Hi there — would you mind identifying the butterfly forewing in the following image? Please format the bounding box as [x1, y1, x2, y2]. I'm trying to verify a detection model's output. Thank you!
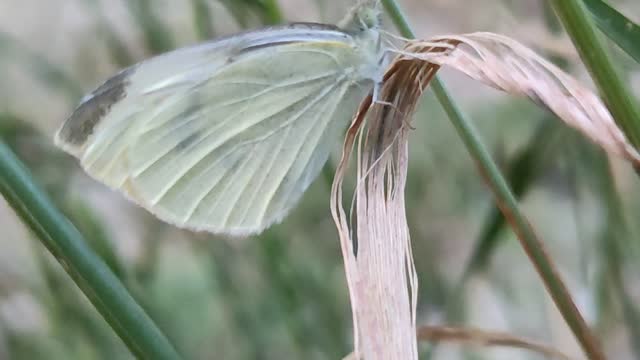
[55, 24, 380, 235]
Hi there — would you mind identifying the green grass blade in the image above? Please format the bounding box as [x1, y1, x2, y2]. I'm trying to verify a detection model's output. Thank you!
[126, 0, 175, 55]
[430, 79, 605, 360]
[260, 0, 284, 25]
[220, 0, 284, 27]
[206, 240, 265, 360]
[64, 199, 128, 280]
[258, 229, 349, 358]
[219, 1, 250, 28]
[190, 0, 215, 41]
[0, 33, 83, 102]
[1, 113, 127, 281]
[77, 0, 135, 67]
[587, 150, 640, 358]
[549, 0, 640, 150]
[100, 24, 136, 68]
[258, 231, 315, 358]
[381, 1, 606, 359]
[463, 119, 562, 277]
[584, 0, 640, 63]
[0, 140, 182, 360]
[32, 247, 128, 358]
[0, 113, 37, 139]
[460, 0, 571, 284]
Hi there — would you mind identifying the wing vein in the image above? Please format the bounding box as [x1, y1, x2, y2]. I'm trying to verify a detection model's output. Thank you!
[207, 76, 346, 225]
[223, 126, 292, 227]
[246, 76, 348, 225]
[275, 82, 351, 203]
[131, 72, 340, 177]
[180, 146, 247, 223]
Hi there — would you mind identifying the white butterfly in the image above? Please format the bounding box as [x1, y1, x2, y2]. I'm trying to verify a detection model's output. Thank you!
[55, 4, 386, 236]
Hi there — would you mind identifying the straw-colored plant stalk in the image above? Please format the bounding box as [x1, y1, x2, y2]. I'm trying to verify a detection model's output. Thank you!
[332, 30, 637, 359]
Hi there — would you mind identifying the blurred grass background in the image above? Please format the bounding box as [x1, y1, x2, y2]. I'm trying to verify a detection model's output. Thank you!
[0, 0, 639, 359]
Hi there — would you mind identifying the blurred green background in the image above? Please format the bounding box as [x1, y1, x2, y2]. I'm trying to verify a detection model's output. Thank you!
[0, 0, 639, 359]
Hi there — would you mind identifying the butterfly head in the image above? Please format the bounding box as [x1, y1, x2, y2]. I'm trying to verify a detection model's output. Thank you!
[339, 0, 382, 34]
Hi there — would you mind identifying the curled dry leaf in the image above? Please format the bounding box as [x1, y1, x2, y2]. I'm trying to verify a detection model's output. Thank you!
[402, 32, 640, 165]
[331, 30, 627, 359]
[330, 54, 440, 359]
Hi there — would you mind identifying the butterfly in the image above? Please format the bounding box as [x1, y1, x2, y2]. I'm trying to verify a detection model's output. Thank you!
[55, 3, 387, 236]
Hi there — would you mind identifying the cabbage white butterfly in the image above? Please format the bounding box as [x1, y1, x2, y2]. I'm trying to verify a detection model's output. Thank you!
[55, 3, 386, 235]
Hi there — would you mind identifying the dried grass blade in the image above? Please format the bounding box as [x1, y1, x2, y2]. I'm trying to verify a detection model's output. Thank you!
[404, 32, 640, 165]
[417, 325, 573, 360]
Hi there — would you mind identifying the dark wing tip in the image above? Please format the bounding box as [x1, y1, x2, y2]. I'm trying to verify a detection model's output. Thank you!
[56, 67, 135, 147]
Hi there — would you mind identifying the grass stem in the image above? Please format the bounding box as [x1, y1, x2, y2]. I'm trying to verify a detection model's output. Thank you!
[381, 1, 606, 359]
[0, 140, 182, 360]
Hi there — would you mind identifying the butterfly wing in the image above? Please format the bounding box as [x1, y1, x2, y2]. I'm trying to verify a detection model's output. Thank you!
[55, 24, 377, 235]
